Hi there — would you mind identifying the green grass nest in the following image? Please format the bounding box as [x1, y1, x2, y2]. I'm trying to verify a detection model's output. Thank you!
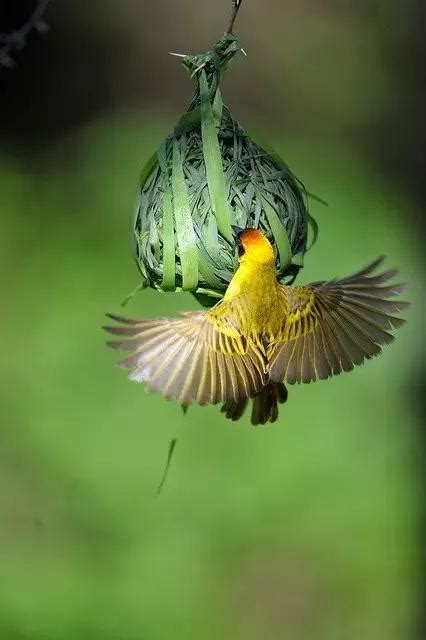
[132, 34, 317, 303]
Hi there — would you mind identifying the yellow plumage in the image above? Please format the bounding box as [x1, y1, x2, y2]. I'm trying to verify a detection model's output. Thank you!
[105, 229, 408, 425]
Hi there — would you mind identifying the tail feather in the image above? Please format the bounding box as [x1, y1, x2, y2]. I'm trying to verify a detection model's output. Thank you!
[221, 398, 249, 422]
[221, 382, 288, 426]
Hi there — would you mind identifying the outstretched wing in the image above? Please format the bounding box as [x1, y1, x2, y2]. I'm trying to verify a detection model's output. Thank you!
[268, 257, 409, 384]
[104, 305, 267, 406]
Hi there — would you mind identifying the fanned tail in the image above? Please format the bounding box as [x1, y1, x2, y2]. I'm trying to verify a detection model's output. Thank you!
[221, 382, 288, 426]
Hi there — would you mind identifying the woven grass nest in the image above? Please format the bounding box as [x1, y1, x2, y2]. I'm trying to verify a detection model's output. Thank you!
[132, 34, 317, 305]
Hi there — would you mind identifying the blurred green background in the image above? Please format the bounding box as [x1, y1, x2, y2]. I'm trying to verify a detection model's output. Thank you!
[0, 1, 424, 639]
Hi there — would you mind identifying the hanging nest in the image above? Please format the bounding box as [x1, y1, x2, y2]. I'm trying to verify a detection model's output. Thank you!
[132, 34, 317, 305]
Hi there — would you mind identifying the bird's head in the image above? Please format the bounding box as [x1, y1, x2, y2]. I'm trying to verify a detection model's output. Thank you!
[232, 226, 274, 265]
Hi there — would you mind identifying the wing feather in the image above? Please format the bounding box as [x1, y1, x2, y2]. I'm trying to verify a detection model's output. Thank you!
[269, 258, 408, 384]
[104, 306, 267, 406]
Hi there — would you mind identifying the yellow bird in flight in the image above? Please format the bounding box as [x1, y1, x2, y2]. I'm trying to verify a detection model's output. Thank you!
[105, 228, 408, 425]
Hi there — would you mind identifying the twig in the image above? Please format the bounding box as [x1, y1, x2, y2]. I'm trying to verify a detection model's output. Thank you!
[0, 0, 50, 68]
[226, 0, 244, 34]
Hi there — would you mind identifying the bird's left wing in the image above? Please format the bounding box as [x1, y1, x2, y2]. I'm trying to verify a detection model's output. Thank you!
[268, 257, 409, 384]
[104, 304, 266, 406]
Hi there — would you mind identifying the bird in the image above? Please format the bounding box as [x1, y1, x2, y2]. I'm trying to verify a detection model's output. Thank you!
[104, 227, 408, 425]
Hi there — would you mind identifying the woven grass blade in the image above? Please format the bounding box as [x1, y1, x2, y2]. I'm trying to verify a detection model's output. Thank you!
[262, 196, 292, 273]
[200, 69, 233, 243]
[171, 139, 199, 290]
[158, 143, 176, 290]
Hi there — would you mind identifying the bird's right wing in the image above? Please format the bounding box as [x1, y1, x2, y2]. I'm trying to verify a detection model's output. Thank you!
[104, 304, 267, 406]
[268, 257, 409, 384]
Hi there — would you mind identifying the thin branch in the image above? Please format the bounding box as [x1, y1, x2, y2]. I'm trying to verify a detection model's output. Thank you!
[0, 0, 50, 68]
[226, 0, 244, 34]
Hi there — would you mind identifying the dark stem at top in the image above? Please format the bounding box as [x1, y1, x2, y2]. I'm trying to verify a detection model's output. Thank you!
[226, 0, 244, 34]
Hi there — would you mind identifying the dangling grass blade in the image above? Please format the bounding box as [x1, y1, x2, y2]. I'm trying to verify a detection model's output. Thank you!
[305, 191, 328, 206]
[171, 139, 199, 290]
[306, 213, 319, 250]
[200, 69, 233, 243]
[121, 282, 146, 308]
[156, 438, 177, 496]
[158, 143, 176, 291]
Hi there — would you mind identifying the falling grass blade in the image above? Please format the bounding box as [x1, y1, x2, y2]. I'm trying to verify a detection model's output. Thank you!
[156, 438, 177, 496]
[200, 70, 233, 243]
[171, 138, 199, 290]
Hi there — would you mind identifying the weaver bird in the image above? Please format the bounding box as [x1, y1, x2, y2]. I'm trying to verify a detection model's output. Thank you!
[105, 228, 408, 425]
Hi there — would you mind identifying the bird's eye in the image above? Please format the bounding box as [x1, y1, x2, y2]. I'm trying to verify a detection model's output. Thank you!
[237, 243, 245, 257]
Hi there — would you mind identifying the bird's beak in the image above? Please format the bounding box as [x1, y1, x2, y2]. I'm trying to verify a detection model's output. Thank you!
[231, 225, 244, 238]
